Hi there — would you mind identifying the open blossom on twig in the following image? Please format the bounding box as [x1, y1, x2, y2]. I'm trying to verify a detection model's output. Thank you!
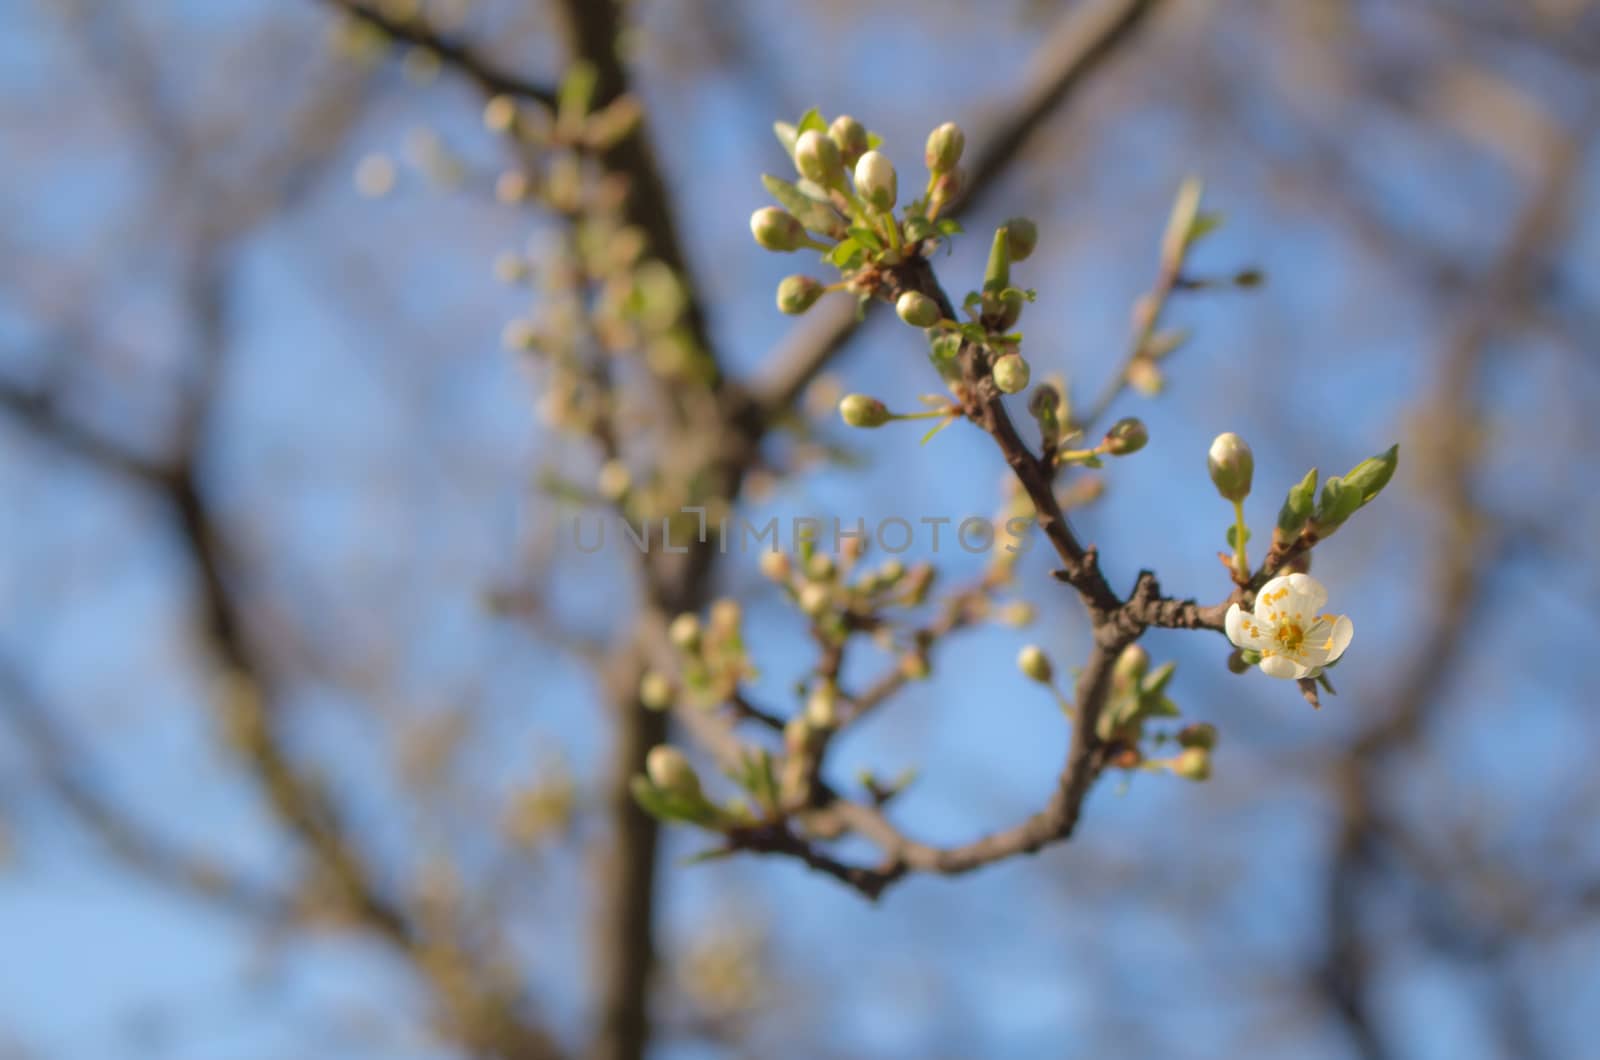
[1225, 573, 1353, 680]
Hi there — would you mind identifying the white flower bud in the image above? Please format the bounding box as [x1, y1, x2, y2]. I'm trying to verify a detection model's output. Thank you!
[853, 150, 897, 211]
[1207, 432, 1255, 502]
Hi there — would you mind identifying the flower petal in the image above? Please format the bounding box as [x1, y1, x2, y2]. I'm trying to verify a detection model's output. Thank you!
[1255, 575, 1295, 619]
[1259, 652, 1307, 679]
[1225, 603, 1273, 651]
[1324, 614, 1353, 664]
[1281, 572, 1327, 619]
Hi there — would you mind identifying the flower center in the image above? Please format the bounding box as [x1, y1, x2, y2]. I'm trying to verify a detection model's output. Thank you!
[1274, 620, 1305, 655]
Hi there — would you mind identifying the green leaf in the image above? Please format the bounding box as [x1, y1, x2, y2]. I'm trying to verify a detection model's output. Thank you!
[1188, 211, 1224, 244]
[797, 107, 827, 134]
[826, 237, 864, 270]
[847, 225, 884, 251]
[936, 218, 963, 236]
[1225, 525, 1252, 549]
[761, 174, 845, 237]
[773, 121, 799, 156]
[902, 216, 934, 242]
[865, 131, 883, 148]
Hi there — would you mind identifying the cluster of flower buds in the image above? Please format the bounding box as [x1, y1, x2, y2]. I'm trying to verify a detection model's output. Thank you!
[750, 111, 972, 318]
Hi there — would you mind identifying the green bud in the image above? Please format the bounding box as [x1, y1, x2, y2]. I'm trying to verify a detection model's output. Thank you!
[794, 129, 846, 188]
[839, 393, 891, 428]
[1207, 432, 1254, 503]
[751, 207, 807, 252]
[1029, 384, 1064, 447]
[983, 227, 1011, 293]
[668, 613, 702, 651]
[1102, 417, 1148, 456]
[895, 291, 940, 328]
[797, 582, 830, 616]
[924, 121, 965, 173]
[828, 114, 869, 166]
[777, 275, 825, 314]
[1002, 217, 1038, 262]
[1177, 722, 1218, 750]
[989, 288, 1024, 330]
[1113, 643, 1149, 689]
[1277, 467, 1319, 537]
[645, 745, 701, 799]
[853, 150, 897, 211]
[993, 353, 1030, 394]
[1171, 746, 1211, 781]
[1342, 444, 1399, 506]
[1017, 644, 1053, 684]
[1312, 475, 1365, 534]
[639, 671, 673, 710]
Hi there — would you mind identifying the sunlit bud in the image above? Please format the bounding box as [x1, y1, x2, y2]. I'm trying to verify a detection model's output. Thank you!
[1000, 601, 1036, 627]
[805, 552, 835, 581]
[1126, 357, 1163, 395]
[1102, 417, 1148, 456]
[924, 121, 965, 173]
[483, 95, 519, 132]
[777, 275, 825, 315]
[1172, 746, 1212, 781]
[805, 685, 838, 729]
[839, 393, 892, 428]
[853, 150, 897, 211]
[597, 460, 631, 500]
[797, 582, 830, 616]
[759, 551, 791, 583]
[709, 598, 742, 636]
[993, 353, 1030, 394]
[1177, 722, 1218, 750]
[1113, 643, 1149, 689]
[1017, 645, 1053, 684]
[895, 291, 940, 328]
[639, 671, 673, 711]
[646, 745, 702, 798]
[751, 207, 808, 252]
[829, 114, 870, 166]
[794, 129, 846, 188]
[899, 652, 931, 681]
[1207, 432, 1254, 502]
[1003, 217, 1038, 262]
[668, 613, 702, 651]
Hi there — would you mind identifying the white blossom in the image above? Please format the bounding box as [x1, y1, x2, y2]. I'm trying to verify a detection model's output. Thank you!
[1225, 573, 1353, 680]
